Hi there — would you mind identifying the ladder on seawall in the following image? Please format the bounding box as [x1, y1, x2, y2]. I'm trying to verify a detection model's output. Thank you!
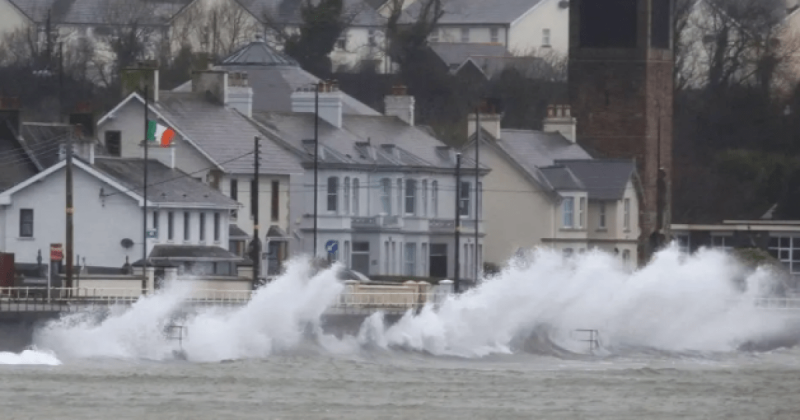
[575, 329, 601, 353]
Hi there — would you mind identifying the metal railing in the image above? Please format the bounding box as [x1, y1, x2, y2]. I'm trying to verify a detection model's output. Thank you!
[0, 287, 437, 313]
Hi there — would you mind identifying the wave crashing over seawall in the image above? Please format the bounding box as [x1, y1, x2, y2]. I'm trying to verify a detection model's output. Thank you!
[27, 245, 800, 362]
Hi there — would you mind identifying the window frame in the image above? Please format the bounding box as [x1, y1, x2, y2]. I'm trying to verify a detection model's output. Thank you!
[327, 176, 339, 212]
[19, 209, 33, 238]
[405, 179, 417, 215]
[562, 197, 575, 228]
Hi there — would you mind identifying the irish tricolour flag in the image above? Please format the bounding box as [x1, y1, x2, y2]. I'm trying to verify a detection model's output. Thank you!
[146, 120, 175, 148]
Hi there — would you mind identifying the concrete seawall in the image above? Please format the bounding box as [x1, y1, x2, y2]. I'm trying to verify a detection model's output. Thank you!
[0, 311, 407, 353]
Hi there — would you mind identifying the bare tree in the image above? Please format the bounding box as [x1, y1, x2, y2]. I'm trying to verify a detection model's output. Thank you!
[384, 0, 443, 71]
[675, 0, 799, 93]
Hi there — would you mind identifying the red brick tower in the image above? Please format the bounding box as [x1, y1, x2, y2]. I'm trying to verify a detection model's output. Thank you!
[568, 0, 674, 262]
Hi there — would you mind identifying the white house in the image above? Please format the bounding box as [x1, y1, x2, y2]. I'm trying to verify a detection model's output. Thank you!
[0, 152, 241, 276]
[95, 64, 304, 278]
[462, 105, 642, 269]
[248, 82, 489, 283]
[414, 0, 570, 56]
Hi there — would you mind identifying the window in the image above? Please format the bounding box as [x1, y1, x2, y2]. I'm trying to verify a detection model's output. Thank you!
[711, 235, 733, 250]
[167, 211, 174, 241]
[578, 197, 586, 228]
[391, 241, 397, 275]
[490, 27, 499, 43]
[19, 209, 33, 237]
[675, 233, 690, 253]
[562, 197, 574, 228]
[430, 28, 439, 42]
[271, 180, 279, 221]
[352, 242, 370, 275]
[432, 181, 438, 217]
[344, 177, 351, 215]
[405, 179, 417, 215]
[230, 179, 238, 201]
[622, 249, 631, 262]
[199, 213, 206, 241]
[599, 201, 607, 229]
[327, 177, 338, 212]
[459, 181, 471, 217]
[542, 28, 551, 46]
[421, 243, 428, 277]
[368, 29, 377, 47]
[344, 241, 350, 266]
[563, 248, 574, 257]
[623, 198, 631, 230]
[477, 181, 483, 219]
[153, 211, 160, 232]
[460, 28, 470, 42]
[105, 131, 121, 157]
[380, 178, 391, 214]
[213, 212, 221, 242]
[405, 243, 417, 276]
[767, 236, 800, 273]
[250, 179, 257, 216]
[184, 212, 190, 241]
[384, 241, 390, 274]
[336, 32, 347, 49]
[352, 178, 360, 216]
[422, 180, 428, 217]
[397, 179, 403, 216]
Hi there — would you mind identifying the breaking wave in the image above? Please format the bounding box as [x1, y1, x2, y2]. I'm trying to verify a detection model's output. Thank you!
[0, 348, 61, 365]
[28, 244, 800, 363]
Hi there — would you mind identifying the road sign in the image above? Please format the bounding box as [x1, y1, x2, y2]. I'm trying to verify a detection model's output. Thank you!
[50, 243, 63, 261]
[146, 229, 158, 239]
[325, 240, 339, 254]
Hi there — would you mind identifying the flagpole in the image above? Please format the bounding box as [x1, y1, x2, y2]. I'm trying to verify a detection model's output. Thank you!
[142, 85, 149, 295]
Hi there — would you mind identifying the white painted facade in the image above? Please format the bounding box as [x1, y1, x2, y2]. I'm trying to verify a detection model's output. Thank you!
[464, 140, 640, 271]
[298, 167, 485, 280]
[0, 159, 231, 268]
[428, 0, 570, 56]
[96, 91, 298, 265]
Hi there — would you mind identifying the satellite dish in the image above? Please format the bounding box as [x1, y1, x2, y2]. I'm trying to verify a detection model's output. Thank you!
[121, 238, 134, 249]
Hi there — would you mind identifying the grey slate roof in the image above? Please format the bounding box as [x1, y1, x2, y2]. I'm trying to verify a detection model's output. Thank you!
[8, 0, 189, 25]
[252, 112, 484, 170]
[222, 37, 300, 67]
[229, 224, 250, 239]
[430, 42, 511, 68]
[20, 123, 73, 170]
[238, 0, 386, 26]
[497, 129, 591, 171]
[175, 39, 380, 116]
[153, 91, 303, 175]
[92, 157, 239, 208]
[556, 159, 637, 201]
[407, 0, 543, 24]
[0, 121, 38, 192]
[539, 165, 584, 191]
[148, 245, 243, 261]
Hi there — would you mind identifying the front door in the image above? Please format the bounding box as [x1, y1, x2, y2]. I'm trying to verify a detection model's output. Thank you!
[429, 244, 448, 278]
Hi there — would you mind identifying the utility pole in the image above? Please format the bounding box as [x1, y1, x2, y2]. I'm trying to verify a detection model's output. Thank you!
[454, 153, 462, 294]
[65, 122, 74, 291]
[142, 85, 149, 294]
[250, 136, 262, 289]
[313, 82, 320, 257]
[58, 41, 63, 122]
[474, 107, 480, 282]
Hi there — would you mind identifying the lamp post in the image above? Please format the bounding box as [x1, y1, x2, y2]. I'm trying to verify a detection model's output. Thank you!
[312, 81, 322, 257]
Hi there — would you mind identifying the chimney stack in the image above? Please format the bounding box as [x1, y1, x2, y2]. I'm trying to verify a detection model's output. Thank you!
[543, 104, 576, 143]
[227, 71, 253, 118]
[384, 85, 415, 126]
[467, 102, 502, 140]
[291, 80, 343, 128]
